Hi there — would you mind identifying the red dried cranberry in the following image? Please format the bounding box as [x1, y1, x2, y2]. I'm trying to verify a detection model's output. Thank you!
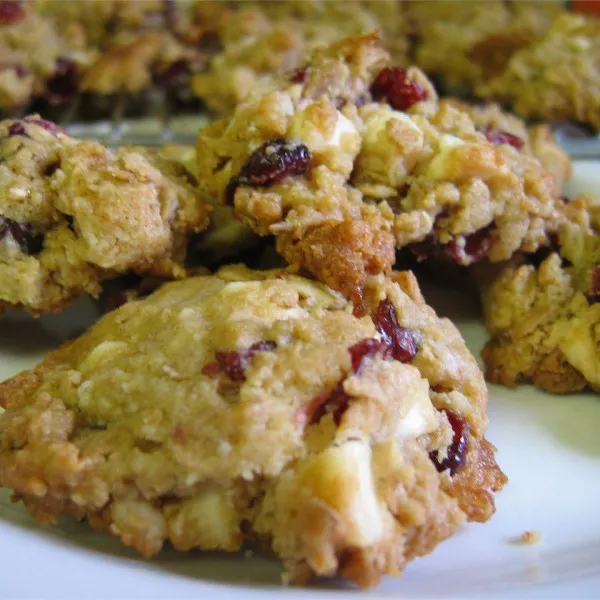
[304, 383, 351, 426]
[370, 67, 428, 111]
[289, 67, 306, 84]
[225, 139, 311, 204]
[482, 126, 524, 150]
[46, 58, 79, 105]
[429, 409, 470, 475]
[446, 225, 494, 265]
[588, 267, 600, 304]
[202, 340, 277, 382]
[7, 122, 29, 138]
[0, 63, 28, 78]
[375, 299, 420, 363]
[23, 117, 65, 135]
[0, 1, 24, 25]
[349, 338, 385, 374]
[153, 59, 190, 87]
[0, 218, 44, 255]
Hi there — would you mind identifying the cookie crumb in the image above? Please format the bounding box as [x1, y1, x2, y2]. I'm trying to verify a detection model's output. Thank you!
[511, 530, 541, 546]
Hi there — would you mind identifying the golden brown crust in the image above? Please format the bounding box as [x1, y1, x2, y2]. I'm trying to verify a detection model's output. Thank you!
[278, 220, 396, 310]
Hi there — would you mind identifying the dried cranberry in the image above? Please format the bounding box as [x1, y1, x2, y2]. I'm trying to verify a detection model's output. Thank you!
[153, 59, 190, 87]
[446, 225, 494, 265]
[289, 67, 306, 84]
[225, 139, 311, 204]
[349, 338, 385, 374]
[375, 299, 420, 363]
[304, 383, 351, 427]
[0, 63, 28, 78]
[370, 67, 428, 111]
[0, 1, 25, 25]
[45, 58, 79, 105]
[588, 267, 600, 304]
[0, 218, 44, 255]
[202, 340, 277, 382]
[482, 126, 524, 150]
[23, 117, 65, 136]
[429, 409, 470, 475]
[14, 64, 28, 78]
[7, 122, 29, 138]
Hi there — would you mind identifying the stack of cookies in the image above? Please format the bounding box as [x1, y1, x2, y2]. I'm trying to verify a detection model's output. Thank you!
[1, 6, 599, 591]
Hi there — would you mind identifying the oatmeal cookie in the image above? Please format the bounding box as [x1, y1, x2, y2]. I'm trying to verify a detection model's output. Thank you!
[36, 0, 195, 48]
[197, 33, 566, 307]
[0, 265, 505, 587]
[0, 116, 209, 315]
[80, 31, 202, 96]
[0, 1, 95, 111]
[191, 1, 406, 114]
[480, 12, 600, 129]
[407, 0, 560, 93]
[481, 195, 600, 393]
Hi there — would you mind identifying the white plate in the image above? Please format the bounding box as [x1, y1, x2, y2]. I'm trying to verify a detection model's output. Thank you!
[1, 162, 599, 600]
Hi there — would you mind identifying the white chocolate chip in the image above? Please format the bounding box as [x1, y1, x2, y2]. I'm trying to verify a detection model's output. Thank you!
[362, 109, 421, 147]
[427, 134, 466, 180]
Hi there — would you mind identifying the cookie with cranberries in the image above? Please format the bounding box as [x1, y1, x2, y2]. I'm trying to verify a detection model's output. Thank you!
[0, 115, 209, 315]
[197, 33, 567, 307]
[0, 265, 505, 588]
[481, 196, 600, 393]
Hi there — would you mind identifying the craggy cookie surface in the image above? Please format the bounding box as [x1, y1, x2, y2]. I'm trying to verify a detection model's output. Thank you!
[482, 196, 600, 393]
[197, 33, 569, 307]
[0, 116, 209, 314]
[191, 0, 407, 114]
[480, 13, 600, 129]
[0, 265, 505, 587]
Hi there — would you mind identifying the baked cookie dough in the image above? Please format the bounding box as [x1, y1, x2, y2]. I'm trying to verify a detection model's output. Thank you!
[0, 116, 209, 314]
[481, 195, 600, 393]
[197, 33, 567, 307]
[191, 1, 407, 114]
[0, 265, 506, 587]
[407, 0, 561, 93]
[480, 12, 600, 129]
[0, 1, 95, 111]
[449, 100, 572, 197]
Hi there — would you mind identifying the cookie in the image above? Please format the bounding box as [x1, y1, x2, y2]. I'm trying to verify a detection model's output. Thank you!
[191, 1, 407, 114]
[481, 195, 600, 393]
[81, 31, 202, 96]
[407, 0, 561, 93]
[0, 265, 506, 587]
[0, 116, 209, 314]
[480, 12, 600, 129]
[196, 32, 566, 308]
[0, 1, 95, 111]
